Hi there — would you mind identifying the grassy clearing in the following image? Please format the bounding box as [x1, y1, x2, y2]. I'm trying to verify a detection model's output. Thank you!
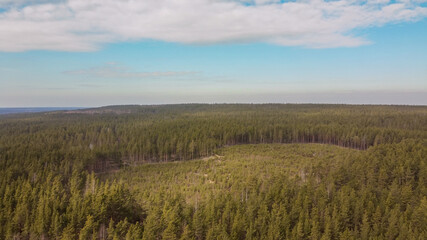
[105, 143, 360, 206]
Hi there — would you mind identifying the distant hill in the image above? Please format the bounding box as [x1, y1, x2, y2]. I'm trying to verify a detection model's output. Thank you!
[0, 107, 84, 115]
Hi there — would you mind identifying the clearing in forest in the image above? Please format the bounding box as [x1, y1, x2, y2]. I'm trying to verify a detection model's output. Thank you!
[105, 143, 360, 206]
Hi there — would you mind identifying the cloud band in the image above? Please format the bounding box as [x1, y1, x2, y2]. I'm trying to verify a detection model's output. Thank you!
[0, 0, 426, 51]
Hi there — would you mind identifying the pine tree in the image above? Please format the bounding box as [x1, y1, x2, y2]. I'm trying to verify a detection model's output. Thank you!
[310, 221, 320, 240]
[321, 215, 332, 240]
[163, 222, 178, 240]
[79, 215, 97, 240]
[61, 225, 76, 240]
[143, 207, 163, 240]
[385, 207, 400, 240]
[107, 218, 115, 240]
[372, 206, 382, 237]
[360, 212, 370, 240]
[193, 208, 205, 240]
[179, 224, 194, 240]
[125, 223, 143, 240]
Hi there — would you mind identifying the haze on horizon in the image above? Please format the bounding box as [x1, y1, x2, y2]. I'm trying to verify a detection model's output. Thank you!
[0, 0, 426, 107]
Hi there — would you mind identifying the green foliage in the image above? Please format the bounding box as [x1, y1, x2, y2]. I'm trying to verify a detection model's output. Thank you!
[0, 104, 426, 239]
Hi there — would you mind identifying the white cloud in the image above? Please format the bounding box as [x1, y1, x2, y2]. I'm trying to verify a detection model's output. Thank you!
[0, 0, 426, 51]
[0, 0, 61, 6]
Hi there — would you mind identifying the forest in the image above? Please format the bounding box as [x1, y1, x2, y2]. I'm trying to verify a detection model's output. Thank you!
[0, 104, 426, 239]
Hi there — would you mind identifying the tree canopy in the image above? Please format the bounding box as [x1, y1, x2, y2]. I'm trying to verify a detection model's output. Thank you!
[0, 104, 426, 239]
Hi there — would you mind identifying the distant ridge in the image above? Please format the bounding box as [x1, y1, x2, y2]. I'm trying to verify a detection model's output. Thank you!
[0, 107, 84, 115]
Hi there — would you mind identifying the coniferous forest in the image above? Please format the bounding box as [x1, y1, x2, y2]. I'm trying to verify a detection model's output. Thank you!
[0, 104, 426, 239]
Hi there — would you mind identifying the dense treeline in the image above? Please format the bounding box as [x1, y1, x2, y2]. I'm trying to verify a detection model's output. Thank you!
[1, 104, 426, 166]
[0, 104, 426, 239]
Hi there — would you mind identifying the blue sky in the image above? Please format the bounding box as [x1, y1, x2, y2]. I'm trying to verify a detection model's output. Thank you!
[0, 0, 426, 107]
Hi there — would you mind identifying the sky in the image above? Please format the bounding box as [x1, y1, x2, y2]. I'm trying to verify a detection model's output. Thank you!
[0, 0, 426, 107]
